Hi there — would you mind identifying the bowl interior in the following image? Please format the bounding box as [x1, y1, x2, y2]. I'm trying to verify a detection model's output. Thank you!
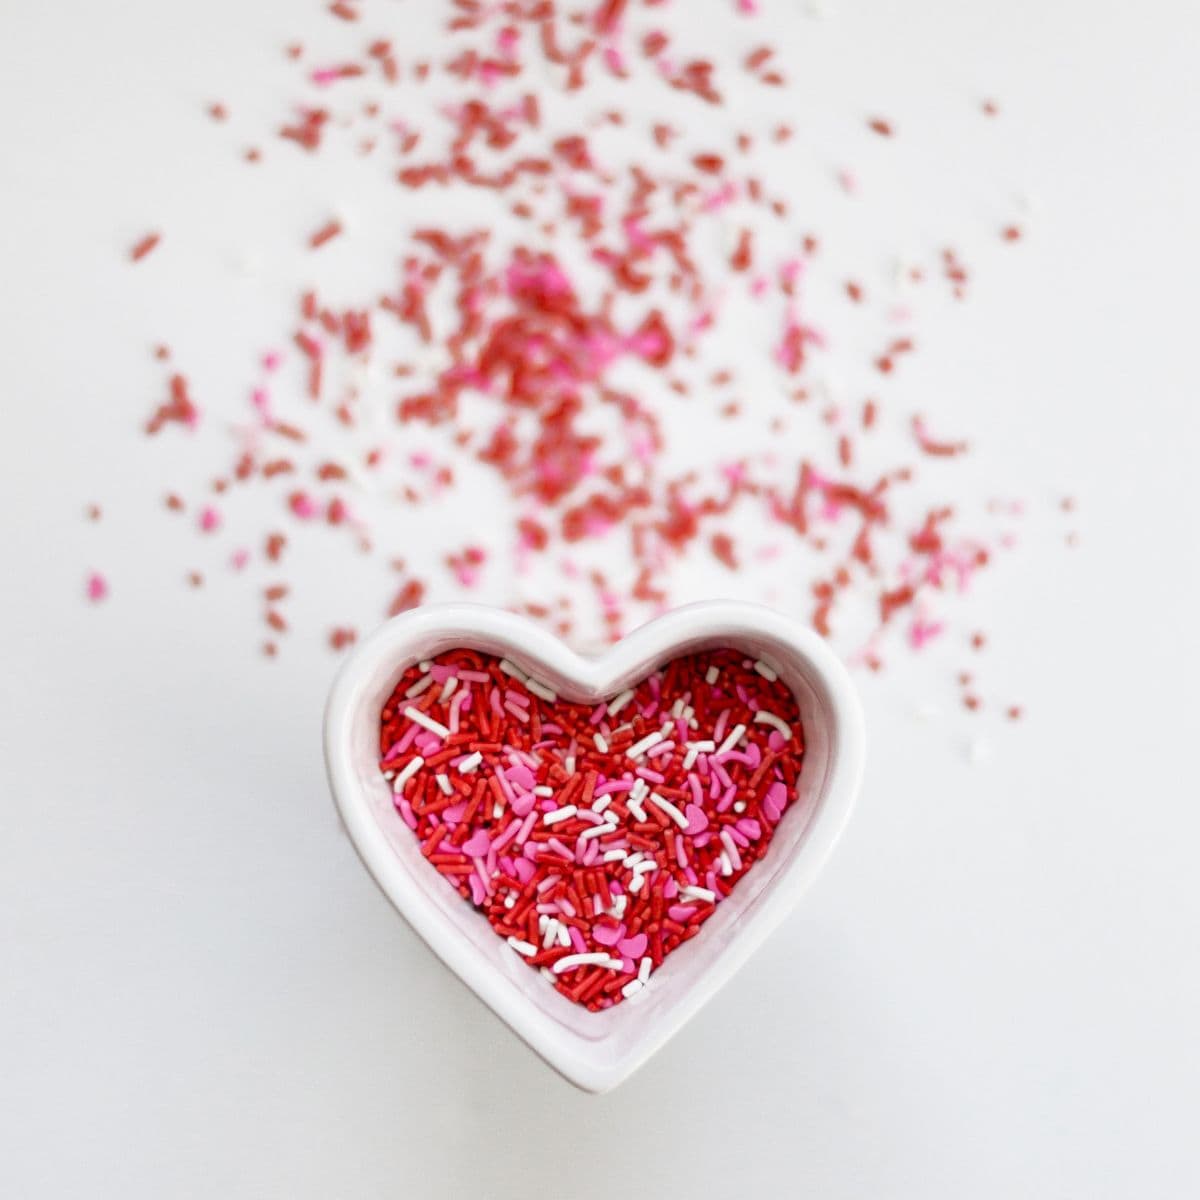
[336, 615, 844, 1077]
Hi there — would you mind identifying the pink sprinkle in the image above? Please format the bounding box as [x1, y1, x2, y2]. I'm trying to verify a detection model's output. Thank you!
[683, 803, 709, 836]
[618, 932, 648, 959]
[462, 829, 491, 857]
[198, 506, 221, 533]
[85, 571, 109, 603]
[594, 922, 625, 947]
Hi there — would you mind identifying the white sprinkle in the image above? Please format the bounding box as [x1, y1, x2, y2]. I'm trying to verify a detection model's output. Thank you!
[630, 778, 649, 802]
[670, 699, 685, 719]
[392, 756, 424, 792]
[627, 796, 647, 822]
[753, 710, 792, 739]
[648, 792, 689, 829]
[705, 666, 720, 685]
[504, 895, 516, 909]
[405, 674, 435, 698]
[631, 859, 657, 876]
[438, 676, 459, 704]
[687, 739, 716, 752]
[418, 659, 432, 671]
[627, 875, 644, 894]
[754, 659, 779, 682]
[638, 956, 652, 983]
[492, 803, 503, 820]
[540, 967, 556, 981]
[435, 773, 453, 796]
[621, 979, 644, 999]
[552, 953, 624, 975]
[542, 920, 559, 949]
[720, 829, 742, 870]
[733, 801, 746, 814]
[578, 822, 614, 841]
[557, 924, 571, 948]
[607, 688, 636, 716]
[592, 795, 612, 815]
[498, 658, 527, 681]
[526, 678, 557, 703]
[564, 754, 576, 775]
[533, 785, 554, 797]
[457, 752, 482, 774]
[602, 849, 627, 863]
[507, 937, 537, 957]
[543, 805, 578, 826]
[715, 723, 746, 757]
[404, 706, 451, 739]
[683, 749, 699, 771]
[627, 730, 665, 760]
[719, 851, 733, 876]
[682, 885, 717, 903]
[594, 733, 609, 754]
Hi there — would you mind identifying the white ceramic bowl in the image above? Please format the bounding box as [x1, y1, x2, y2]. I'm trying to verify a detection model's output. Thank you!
[323, 600, 865, 1092]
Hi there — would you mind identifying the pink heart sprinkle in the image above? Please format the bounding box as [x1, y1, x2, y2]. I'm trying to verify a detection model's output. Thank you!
[462, 830, 491, 857]
[683, 803, 709, 836]
[593, 922, 626, 946]
[618, 933, 648, 959]
[512, 858, 535, 883]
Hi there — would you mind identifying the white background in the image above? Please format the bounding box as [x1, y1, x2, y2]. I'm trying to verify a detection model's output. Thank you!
[3, 1, 1199, 1196]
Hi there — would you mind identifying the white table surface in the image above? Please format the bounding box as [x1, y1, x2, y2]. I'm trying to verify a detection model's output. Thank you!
[2, 1, 1198, 1196]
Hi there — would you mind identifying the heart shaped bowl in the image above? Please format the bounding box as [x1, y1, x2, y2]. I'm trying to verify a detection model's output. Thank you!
[323, 600, 865, 1092]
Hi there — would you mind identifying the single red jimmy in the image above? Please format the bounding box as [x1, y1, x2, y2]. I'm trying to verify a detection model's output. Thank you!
[380, 647, 804, 1010]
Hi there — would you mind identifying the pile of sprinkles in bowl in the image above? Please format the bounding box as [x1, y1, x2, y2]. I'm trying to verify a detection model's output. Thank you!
[380, 646, 804, 1009]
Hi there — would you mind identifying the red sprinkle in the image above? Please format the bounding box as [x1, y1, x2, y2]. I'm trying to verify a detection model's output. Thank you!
[129, 233, 161, 262]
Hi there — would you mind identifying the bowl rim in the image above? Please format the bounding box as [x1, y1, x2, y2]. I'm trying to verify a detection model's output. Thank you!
[323, 600, 865, 1092]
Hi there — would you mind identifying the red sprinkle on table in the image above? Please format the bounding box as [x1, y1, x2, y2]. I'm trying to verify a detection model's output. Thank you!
[129, 232, 161, 262]
[380, 647, 804, 1010]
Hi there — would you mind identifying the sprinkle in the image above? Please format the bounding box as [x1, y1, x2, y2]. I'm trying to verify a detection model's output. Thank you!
[309, 218, 343, 249]
[607, 688, 636, 716]
[392, 756, 424, 792]
[621, 979, 644, 998]
[435, 773, 453, 795]
[705, 666, 720, 685]
[753, 710, 792, 739]
[648, 791, 689, 829]
[552, 953, 624, 974]
[130, 232, 161, 262]
[626, 730, 665, 760]
[457, 751, 483, 774]
[681, 885, 717, 903]
[85, 572, 109, 603]
[507, 937, 538, 956]
[715, 723, 746, 757]
[543, 805, 578, 825]
[405, 674, 435, 698]
[593, 732, 609, 753]
[404, 706, 451, 739]
[498, 658, 527, 681]
[526, 678, 557, 702]
[753, 659, 779, 681]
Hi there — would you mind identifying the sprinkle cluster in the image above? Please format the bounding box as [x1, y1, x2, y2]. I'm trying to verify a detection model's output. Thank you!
[380, 647, 804, 1010]
[101, 0, 1057, 713]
